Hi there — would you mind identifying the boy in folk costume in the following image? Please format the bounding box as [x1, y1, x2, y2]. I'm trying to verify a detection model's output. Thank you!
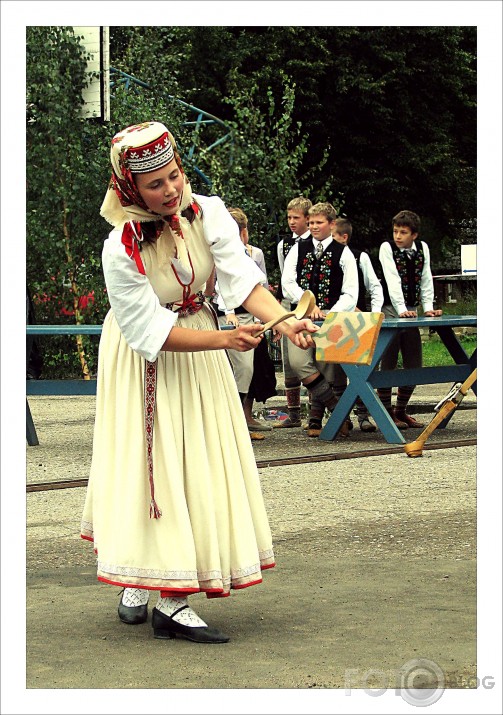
[378, 209, 442, 428]
[282, 202, 358, 438]
[274, 197, 313, 428]
[332, 218, 384, 432]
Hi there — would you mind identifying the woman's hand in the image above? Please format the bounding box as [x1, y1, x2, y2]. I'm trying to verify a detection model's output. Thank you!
[225, 323, 263, 352]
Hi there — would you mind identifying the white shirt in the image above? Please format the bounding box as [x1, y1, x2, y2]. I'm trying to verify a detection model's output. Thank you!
[102, 194, 266, 362]
[379, 240, 434, 314]
[357, 251, 384, 312]
[216, 244, 269, 314]
[277, 230, 311, 275]
[281, 236, 358, 312]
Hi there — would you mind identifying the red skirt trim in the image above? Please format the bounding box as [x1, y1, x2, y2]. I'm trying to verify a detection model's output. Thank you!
[233, 578, 263, 590]
[82, 536, 275, 594]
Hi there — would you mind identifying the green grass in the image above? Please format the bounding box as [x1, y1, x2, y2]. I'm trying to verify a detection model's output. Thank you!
[397, 332, 477, 368]
[397, 293, 477, 368]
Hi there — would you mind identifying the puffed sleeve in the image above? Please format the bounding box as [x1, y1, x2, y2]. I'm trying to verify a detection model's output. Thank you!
[102, 231, 178, 362]
[198, 195, 266, 309]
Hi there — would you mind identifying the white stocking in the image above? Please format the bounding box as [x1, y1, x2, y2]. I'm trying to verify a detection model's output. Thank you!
[121, 588, 150, 607]
[155, 596, 208, 627]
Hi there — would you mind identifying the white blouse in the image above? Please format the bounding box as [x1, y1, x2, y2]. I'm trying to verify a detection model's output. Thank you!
[101, 194, 266, 361]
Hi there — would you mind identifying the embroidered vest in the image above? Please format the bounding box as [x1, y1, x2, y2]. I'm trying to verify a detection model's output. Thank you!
[296, 240, 344, 310]
[348, 247, 368, 311]
[381, 239, 425, 307]
[275, 233, 312, 301]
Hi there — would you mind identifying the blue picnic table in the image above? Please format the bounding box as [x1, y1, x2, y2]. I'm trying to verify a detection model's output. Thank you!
[319, 315, 477, 444]
[26, 325, 102, 445]
[26, 316, 476, 447]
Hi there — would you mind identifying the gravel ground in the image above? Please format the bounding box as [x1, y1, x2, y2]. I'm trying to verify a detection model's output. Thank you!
[18, 386, 485, 711]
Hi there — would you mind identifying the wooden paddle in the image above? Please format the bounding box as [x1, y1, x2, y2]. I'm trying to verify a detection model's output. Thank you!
[253, 290, 316, 337]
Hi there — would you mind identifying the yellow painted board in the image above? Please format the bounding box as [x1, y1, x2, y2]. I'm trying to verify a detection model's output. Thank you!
[314, 311, 384, 364]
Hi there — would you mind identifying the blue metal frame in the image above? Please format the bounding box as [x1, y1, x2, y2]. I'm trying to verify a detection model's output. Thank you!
[109, 68, 233, 186]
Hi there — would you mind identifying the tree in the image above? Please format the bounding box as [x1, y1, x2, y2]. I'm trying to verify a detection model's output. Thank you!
[26, 27, 187, 378]
[113, 26, 476, 268]
[197, 70, 336, 285]
[27, 26, 106, 378]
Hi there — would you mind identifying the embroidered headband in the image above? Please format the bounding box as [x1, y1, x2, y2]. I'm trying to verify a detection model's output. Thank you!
[124, 129, 174, 174]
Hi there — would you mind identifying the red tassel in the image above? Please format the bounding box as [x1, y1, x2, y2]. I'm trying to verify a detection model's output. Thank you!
[150, 499, 162, 519]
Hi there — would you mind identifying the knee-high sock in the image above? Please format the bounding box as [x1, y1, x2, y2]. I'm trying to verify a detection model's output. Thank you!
[308, 395, 325, 426]
[285, 381, 301, 418]
[329, 383, 346, 402]
[355, 397, 369, 417]
[305, 374, 338, 412]
[377, 388, 392, 411]
[396, 386, 415, 413]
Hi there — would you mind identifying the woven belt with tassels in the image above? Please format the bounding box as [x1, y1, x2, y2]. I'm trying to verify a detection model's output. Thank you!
[144, 290, 206, 518]
[166, 290, 205, 318]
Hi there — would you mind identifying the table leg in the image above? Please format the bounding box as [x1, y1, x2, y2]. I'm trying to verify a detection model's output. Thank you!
[319, 369, 406, 444]
[435, 327, 477, 395]
[319, 330, 406, 444]
[26, 398, 39, 446]
[434, 327, 477, 427]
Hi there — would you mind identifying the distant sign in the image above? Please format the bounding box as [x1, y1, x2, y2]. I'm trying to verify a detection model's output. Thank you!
[73, 26, 110, 121]
[461, 244, 477, 274]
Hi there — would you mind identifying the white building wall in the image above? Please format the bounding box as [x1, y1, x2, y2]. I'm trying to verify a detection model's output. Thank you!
[73, 26, 110, 120]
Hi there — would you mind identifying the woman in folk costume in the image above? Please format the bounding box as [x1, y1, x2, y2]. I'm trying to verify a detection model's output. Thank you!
[80, 121, 317, 644]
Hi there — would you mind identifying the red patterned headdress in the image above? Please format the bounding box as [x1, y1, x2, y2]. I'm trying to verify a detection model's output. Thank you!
[100, 121, 194, 271]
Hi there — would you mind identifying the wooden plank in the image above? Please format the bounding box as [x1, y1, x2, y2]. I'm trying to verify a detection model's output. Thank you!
[369, 364, 474, 388]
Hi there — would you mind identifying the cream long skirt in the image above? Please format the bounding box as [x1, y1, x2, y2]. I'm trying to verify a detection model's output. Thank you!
[81, 305, 275, 595]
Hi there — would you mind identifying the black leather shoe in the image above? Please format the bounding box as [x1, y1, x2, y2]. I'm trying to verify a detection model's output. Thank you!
[118, 598, 148, 625]
[152, 607, 230, 643]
